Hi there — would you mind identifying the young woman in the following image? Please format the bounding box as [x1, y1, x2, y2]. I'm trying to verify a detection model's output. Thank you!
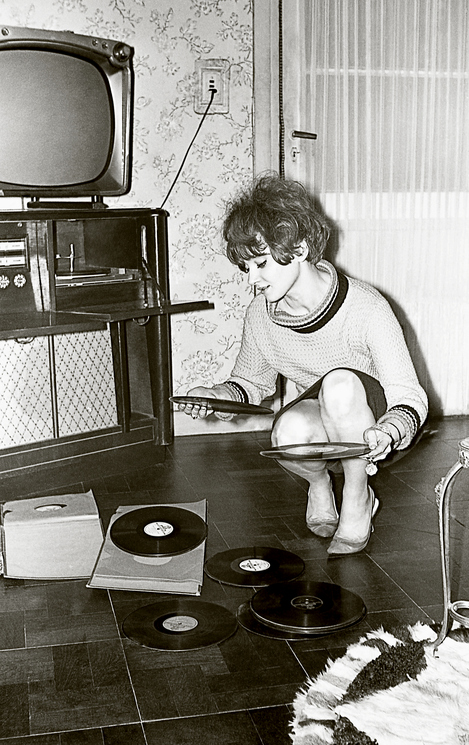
[178, 175, 428, 555]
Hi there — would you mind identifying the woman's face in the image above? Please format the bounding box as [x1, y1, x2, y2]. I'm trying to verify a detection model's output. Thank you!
[243, 248, 303, 303]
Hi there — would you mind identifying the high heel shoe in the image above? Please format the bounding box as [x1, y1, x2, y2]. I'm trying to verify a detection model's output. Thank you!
[306, 481, 339, 538]
[306, 515, 339, 538]
[327, 488, 379, 556]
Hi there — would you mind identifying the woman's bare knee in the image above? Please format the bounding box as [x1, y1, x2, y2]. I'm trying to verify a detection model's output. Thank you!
[318, 369, 368, 420]
[272, 400, 324, 446]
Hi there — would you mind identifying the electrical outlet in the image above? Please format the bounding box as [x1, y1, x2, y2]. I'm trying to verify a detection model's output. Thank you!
[194, 58, 229, 114]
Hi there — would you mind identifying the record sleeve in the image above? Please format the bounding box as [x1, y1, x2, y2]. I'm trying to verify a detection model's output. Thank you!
[87, 500, 207, 595]
[1, 490, 103, 580]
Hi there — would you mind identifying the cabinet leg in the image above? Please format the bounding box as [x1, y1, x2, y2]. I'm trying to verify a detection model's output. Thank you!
[109, 321, 131, 433]
[47, 335, 60, 439]
[145, 314, 173, 445]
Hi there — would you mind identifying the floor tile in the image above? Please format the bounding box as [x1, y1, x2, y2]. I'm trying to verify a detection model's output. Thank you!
[248, 706, 293, 745]
[0, 735, 60, 745]
[144, 710, 263, 745]
[0, 640, 139, 736]
[60, 729, 105, 744]
[102, 723, 148, 744]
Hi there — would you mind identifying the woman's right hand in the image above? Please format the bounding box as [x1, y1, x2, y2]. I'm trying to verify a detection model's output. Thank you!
[175, 386, 217, 419]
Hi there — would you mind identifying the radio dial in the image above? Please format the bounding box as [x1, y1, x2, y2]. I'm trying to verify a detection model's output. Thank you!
[0, 274, 10, 289]
[13, 274, 27, 288]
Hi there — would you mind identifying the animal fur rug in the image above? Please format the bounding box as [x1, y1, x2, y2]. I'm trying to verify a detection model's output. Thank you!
[290, 622, 469, 745]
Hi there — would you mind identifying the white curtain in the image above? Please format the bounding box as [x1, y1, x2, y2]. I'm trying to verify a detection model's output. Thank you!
[282, 0, 469, 415]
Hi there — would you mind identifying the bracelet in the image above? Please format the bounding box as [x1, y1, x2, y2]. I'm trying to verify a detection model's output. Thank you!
[373, 422, 402, 447]
[386, 405, 421, 446]
[223, 380, 249, 403]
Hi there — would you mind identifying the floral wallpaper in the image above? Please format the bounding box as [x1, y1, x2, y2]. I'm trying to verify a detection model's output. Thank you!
[0, 0, 261, 437]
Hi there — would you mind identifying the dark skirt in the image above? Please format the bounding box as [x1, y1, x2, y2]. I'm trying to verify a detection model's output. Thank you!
[274, 368, 387, 424]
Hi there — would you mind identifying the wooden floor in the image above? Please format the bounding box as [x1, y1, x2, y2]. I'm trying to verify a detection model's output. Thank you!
[0, 415, 468, 745]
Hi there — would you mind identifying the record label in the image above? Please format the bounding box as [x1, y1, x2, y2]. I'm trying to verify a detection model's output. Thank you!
[143, 521, 174, 537]
[291, 594, 324, 611]
[122, 598, 238, 650]
[239, 559, 271, 573]
[204, 546, 305, 587]
[110, 505, 207, 557]
[162, 615, 199, 632]
[250, 580, 366, 634]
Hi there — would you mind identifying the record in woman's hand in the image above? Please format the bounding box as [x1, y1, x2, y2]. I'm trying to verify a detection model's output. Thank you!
[170, 395, 273, 415]
[260, 442, 370, 460]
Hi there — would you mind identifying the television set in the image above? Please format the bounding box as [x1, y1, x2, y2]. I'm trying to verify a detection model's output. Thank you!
[0, 25, 134, 208]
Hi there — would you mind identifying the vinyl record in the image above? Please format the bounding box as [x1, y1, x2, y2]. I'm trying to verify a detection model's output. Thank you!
[170, 395, 274, 416]
[110, 505, 207, 557]
[250, 580, 366, 635]
[260, 442, 370, 460]
[204, 546, 305, 587]
[122, 597, 238, 650]
[237, 601, 330, 640]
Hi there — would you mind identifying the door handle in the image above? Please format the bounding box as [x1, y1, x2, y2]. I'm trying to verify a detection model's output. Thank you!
[291, 130, 317, 140]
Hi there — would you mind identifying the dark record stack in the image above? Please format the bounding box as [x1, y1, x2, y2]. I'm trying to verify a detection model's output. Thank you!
[204, 546, 366, 640]
[237, 580, 367, 640]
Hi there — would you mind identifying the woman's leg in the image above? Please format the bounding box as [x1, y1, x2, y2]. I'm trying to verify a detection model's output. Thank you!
[272, 369, 377, 543]
[271, 398, 338, 527]
[318, 369, 376, 543]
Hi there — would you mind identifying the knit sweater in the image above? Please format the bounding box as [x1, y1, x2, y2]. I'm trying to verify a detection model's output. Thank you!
[225, 261, 428, 449]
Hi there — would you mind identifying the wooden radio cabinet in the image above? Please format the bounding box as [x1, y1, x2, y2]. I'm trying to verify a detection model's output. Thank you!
[0, 206, 213, 472]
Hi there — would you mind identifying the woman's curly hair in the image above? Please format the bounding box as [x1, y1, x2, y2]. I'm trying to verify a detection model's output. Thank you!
[223, 174, 331, 269]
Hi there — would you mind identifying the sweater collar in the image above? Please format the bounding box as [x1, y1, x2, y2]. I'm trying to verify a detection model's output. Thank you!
[266, 260, 349, 333]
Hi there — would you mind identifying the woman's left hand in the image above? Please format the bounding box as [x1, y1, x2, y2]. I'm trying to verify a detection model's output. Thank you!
[363, 425, 394, 461]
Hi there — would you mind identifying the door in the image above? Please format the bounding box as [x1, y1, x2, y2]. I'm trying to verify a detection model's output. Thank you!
[272, 0, 469, 416]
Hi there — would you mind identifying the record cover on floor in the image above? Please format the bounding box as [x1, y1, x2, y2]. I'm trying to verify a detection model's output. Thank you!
[87, 500, 207, 596]
[0, 490, 104, 580]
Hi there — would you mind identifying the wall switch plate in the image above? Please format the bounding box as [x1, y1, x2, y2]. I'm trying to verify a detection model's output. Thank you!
[194, 58, 230, 114]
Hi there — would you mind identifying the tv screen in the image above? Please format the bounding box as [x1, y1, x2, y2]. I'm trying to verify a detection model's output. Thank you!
[0, 26, 133, 204]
